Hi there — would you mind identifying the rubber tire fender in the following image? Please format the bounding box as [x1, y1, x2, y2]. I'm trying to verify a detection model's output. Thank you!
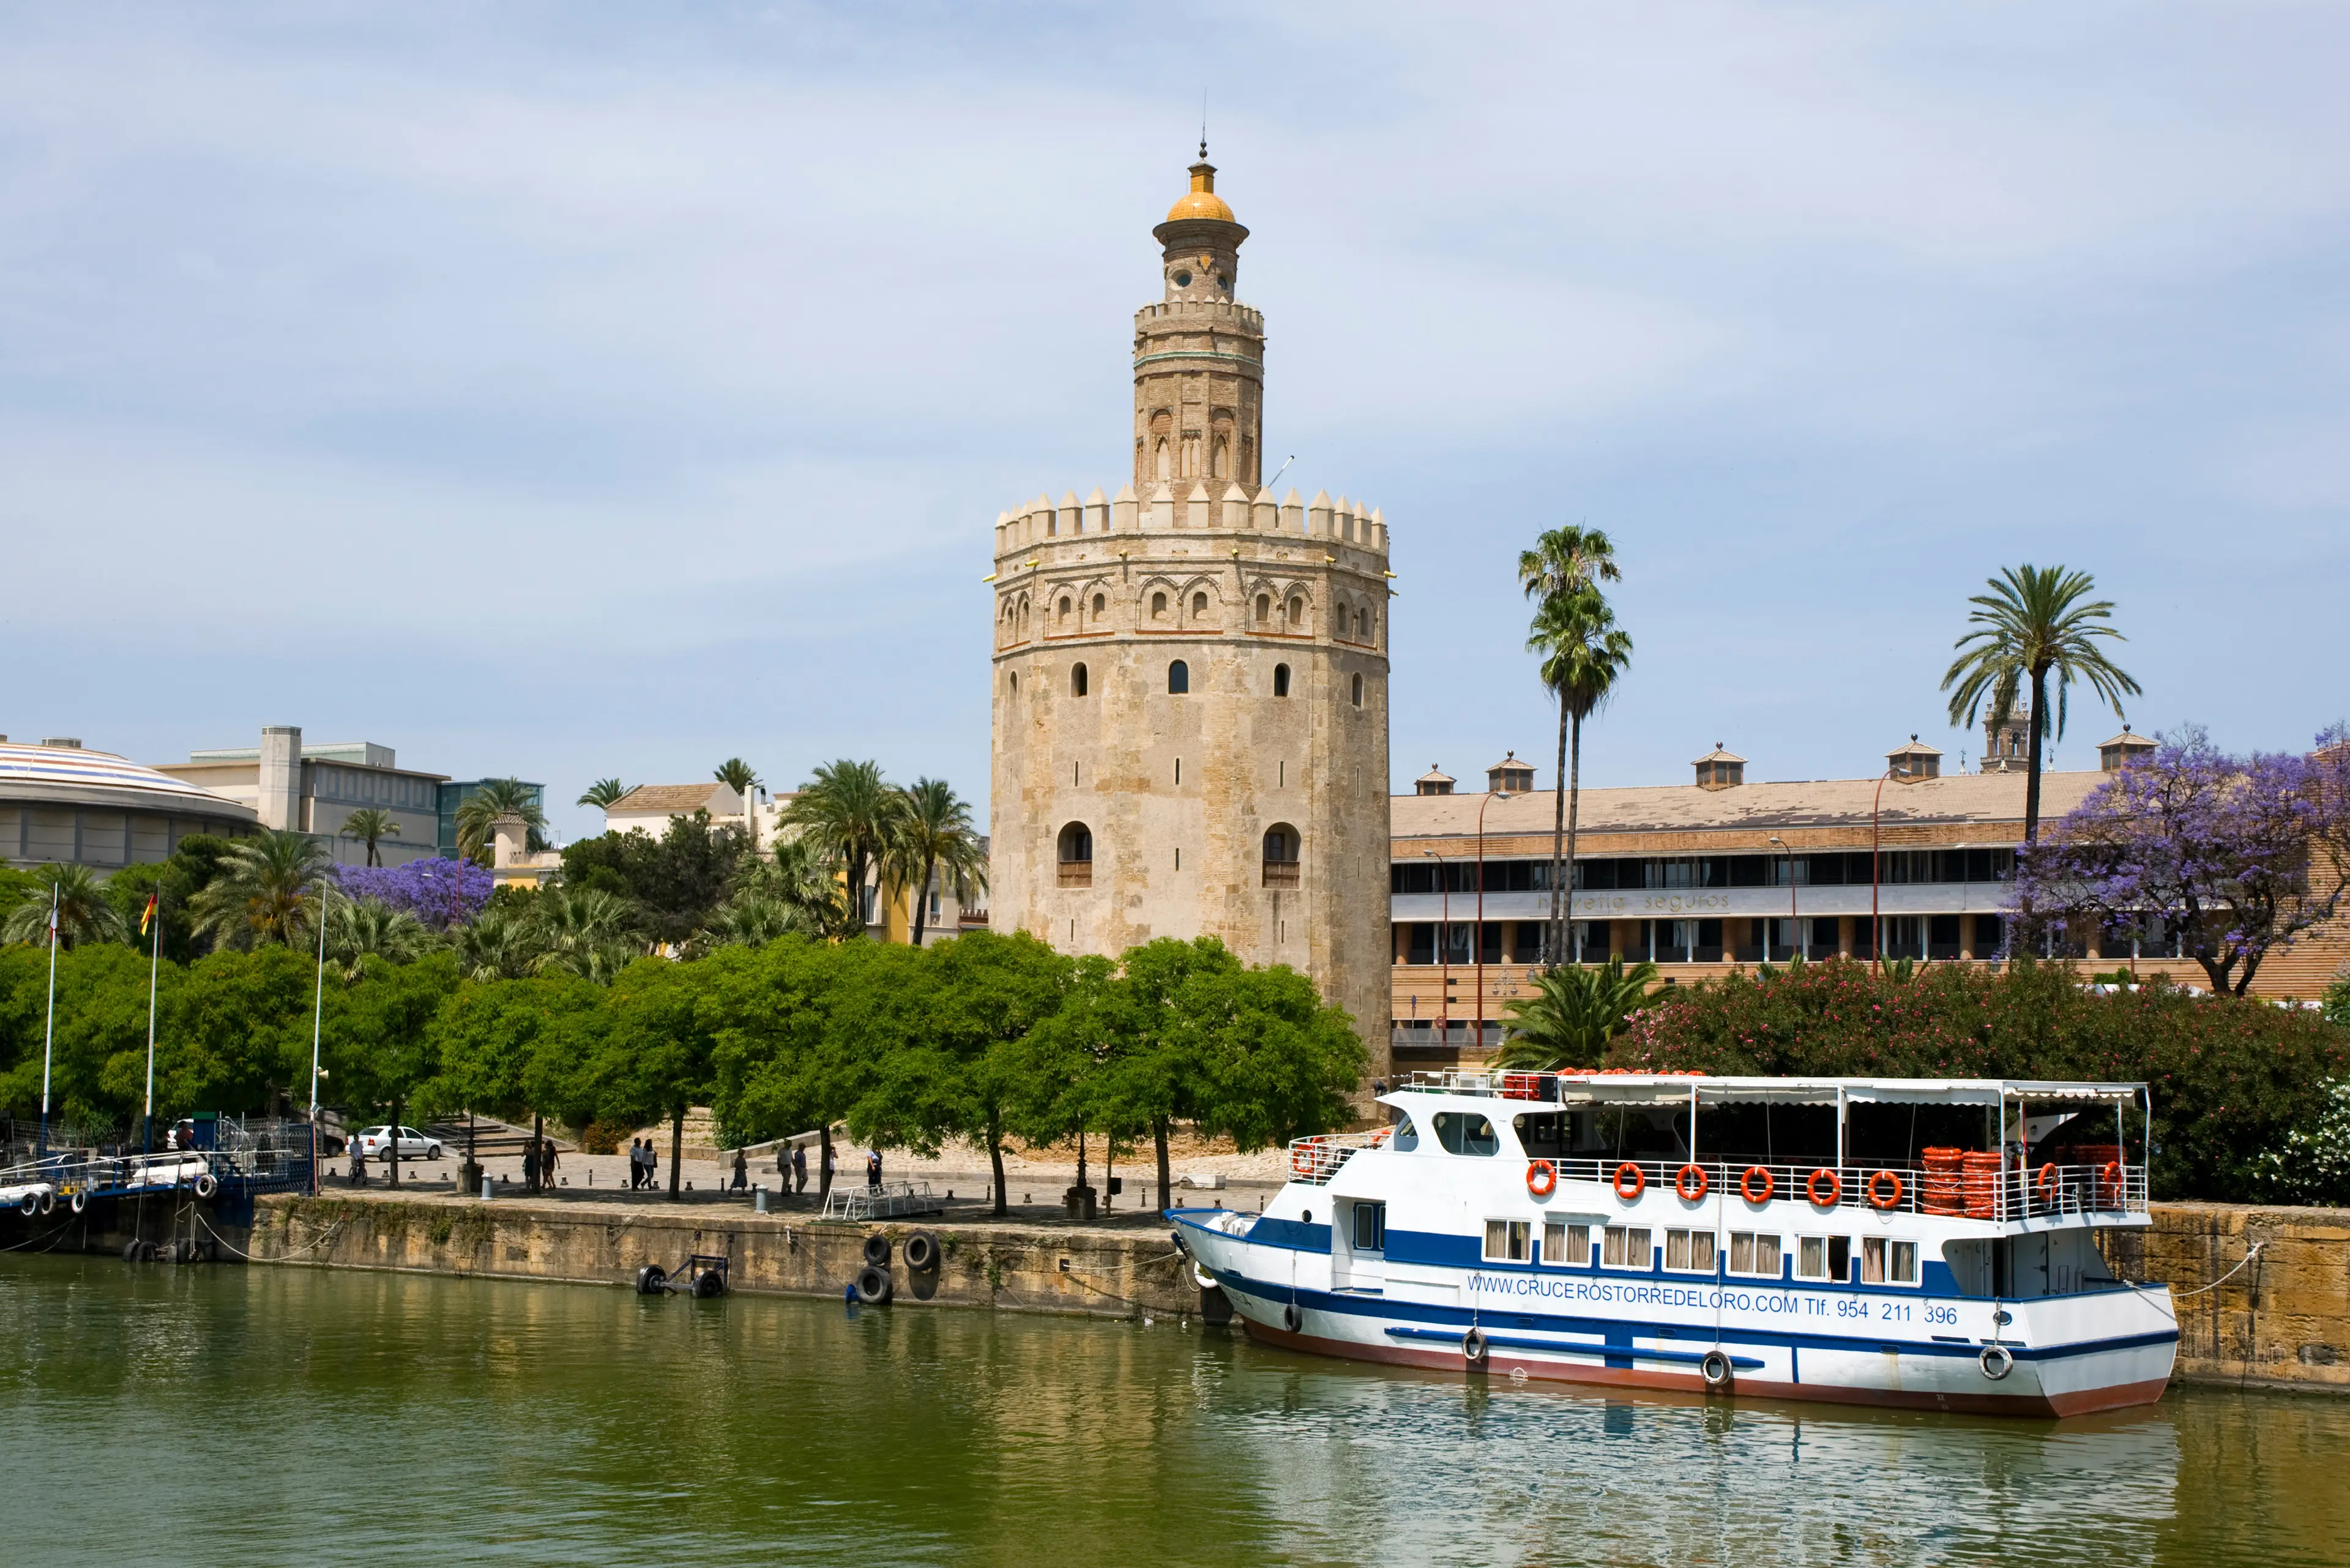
[37, 1190, 54, 1215]
[20, 1193, 39, 1217]
[692, 1268, 726, 1299]
[1462, 1327, 1488, 1365]
[122, 1238, 146, 1262]
[1281, 1301, 1303, 1334]
[903, 1231, 940, 1273]
[862, 1232, 893, 1268]
[1979, 1343, 2014, 1381]
[636, 1264, 668, 1296]
[854, 1265, 893, 1305]
[1700, 1349, 1732, 1387]
[193, 1173, 217, 1199]
[69, 1189, 88, 1215]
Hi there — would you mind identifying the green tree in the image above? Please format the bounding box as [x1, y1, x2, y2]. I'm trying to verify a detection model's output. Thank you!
[189, 828, 332, 950]
[580, 958, 714, 1198]
[918, 932, 1076, 1214]
[576, 778, 632, 810]
[695, 892, 804, 952]
[448, 906, 537, 982]
[1188, 963, 1366, 1151]
[1098, 936, 1243, 1212]
[887, 777, 988, 947]
[714, 758, 763, 851]
[339, 808, 401, 867]
[778, 760, 907, 936]
[559, 811, 749, 946]
[454, 778, 547, 866]
[704, 936, 855, 1201]
[526, 887, 642, 982]
[2, 864, 126, 948]
[1490, 955, 1660, 1071]
[1942, 564, 2142, 844]
[1525, 588, 1633, 968]
[733, 835, 859, 939]
[323, 952, 460, 1185]
[326, 897, 432, 979]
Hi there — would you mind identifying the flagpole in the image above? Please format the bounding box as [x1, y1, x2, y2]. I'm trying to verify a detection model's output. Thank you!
[39, 883, 59, 1162]
[309, 869, 330, 1195]
[143, 895, 161, 1157]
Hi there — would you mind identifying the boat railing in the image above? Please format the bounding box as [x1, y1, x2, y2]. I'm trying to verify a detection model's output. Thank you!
[1528, 1156, 2146, 1220]
[1286, 1127, 1396, 1185]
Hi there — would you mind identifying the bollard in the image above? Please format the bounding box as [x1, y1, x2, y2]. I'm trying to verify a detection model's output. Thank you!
[482, 1176, 494, 1201]
[754, 1185, 768, 1214]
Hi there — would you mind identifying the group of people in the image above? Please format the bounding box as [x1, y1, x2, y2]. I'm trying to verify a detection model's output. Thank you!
[626, 1137, 662, 1190]
[520, 1136, 561, 1191]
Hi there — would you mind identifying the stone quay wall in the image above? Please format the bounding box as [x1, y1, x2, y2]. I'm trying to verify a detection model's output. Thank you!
[2102, 1202, 2350, 1392]
[243, 1193, 1200, 1320]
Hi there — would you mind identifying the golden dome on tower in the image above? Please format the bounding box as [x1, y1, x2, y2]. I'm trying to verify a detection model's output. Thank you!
[1165, 150, 1236, 223]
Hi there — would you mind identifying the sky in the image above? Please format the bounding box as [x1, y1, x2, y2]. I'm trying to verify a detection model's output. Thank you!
[4, 2, 2346, 845]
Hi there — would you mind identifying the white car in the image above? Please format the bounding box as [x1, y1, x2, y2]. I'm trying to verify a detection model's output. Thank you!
[351, 1126, 441, 1161]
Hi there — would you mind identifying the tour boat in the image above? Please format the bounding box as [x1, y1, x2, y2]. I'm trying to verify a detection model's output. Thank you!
[1171, 1072, 2177, 1417]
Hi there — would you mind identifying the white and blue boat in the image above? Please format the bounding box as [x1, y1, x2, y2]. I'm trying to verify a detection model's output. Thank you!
[1172, 1072, 2177, 1416]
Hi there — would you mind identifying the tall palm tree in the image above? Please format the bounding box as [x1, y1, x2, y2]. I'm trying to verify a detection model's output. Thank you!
[886, 777, 988, 946]
[1490, 956, 1659, 1071]
[454, 778, 548, 865]
[526, 886, 642, 982]
[1526, 590, 1635, 969]
[339, 808, 401, 867]
[1519, 526, 1622, 965]
[449, 906, 537, 982]
[778, 760, 908, 935]
[1942, 564, 2141, 843]
[576, 778, 631, 811]
[326, 896, 431, 979]
[714, 758, 763, 851]
[696, 892, 803, 951]
[735, 835, 860, 939]
[2, 864, 125, 948]
[189, 828, 333, 949]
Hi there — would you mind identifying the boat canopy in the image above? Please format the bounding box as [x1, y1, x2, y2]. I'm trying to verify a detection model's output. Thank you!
[1396, 1072, 2146, 1111]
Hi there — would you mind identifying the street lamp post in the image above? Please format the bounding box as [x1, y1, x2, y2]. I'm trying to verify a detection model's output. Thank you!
[1769, 834, 1794, 961]
[1474, 788, 1512, 1054]
[1423, 848, 1449, 1048]
[1870, 763, 1907, 972]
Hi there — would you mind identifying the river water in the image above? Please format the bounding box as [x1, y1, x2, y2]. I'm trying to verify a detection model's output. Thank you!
[1, 1255, 2343, 1567]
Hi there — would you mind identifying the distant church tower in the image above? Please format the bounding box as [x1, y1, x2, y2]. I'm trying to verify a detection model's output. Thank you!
[988, 149, 1393, 1080]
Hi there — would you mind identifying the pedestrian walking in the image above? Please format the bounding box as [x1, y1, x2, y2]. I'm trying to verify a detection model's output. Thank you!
[644, 1138, 659, 1192]
[866, 1149, 882, 1190]
[349, 1144, 368, 1186]
[732, 1148, 748, 1191]
[629, 1138, 646, 1190]
[542, 1138, 559, 1184]
[522, 1140, 540, 1192]
[792, 1144, 807, 1195]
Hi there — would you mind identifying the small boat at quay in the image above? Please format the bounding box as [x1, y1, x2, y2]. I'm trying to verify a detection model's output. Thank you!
[1171, 1072, 2177, 1417]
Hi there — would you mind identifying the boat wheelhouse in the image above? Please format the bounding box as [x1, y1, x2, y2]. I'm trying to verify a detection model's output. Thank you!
[1171, 1073, 2176, 1417]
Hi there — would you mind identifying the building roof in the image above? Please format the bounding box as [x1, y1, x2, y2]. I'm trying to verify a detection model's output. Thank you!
[1416, 765, 1456, 786]
[1165, 157, 1236, 223]
[606, 783, 740, 816]
[0, 741, 256, 821]
[1887, 736, 1943, 756]
[1486, 753, 1533, 774]
[1691, 744, 1746, 765]
[2098, 730, 2154, 749]
[1391, 769, 2105, 841]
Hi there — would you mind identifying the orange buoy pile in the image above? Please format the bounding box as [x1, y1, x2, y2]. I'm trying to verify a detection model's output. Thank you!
[1921, 1147, 1967, 1215]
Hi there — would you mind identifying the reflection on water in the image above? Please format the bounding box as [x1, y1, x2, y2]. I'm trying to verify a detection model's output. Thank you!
[1, 1255, 2343, 1567]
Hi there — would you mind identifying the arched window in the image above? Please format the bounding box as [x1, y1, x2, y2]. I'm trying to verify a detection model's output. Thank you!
[1071, 663, 1088, 697]
[1058, 823, 1092, 887]
[1211, 438, 1229, 478]
[1355, 609, 1368, 639]
[1092, 592, 1105, 616]
[1288, 596, 1304, 626]
[1274, 663, 1291, 698]
[1192, 591, 1208, 620]
[1155, 440, 1171, 481]
[1263, 823, 1300, 887]
[1351, 673, 1365, 707]
[1168, 660, 1190, 695]
[1151, 591, 1168, 621]
[1255, 593, 1270, 625]
[1008, 671, 1018, 696]
[1058, 595, 1072, 625]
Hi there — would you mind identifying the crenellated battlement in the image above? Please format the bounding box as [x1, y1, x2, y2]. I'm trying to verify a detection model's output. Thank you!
[1133, 299, 1265, 332]
[993, 483, 1389, 559]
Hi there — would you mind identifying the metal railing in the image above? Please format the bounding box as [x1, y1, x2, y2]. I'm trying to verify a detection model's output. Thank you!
[820, 1179, 947, 1220]
[1285, 1127, 1395, 1185]
[1520, 1157, 2147, 1220]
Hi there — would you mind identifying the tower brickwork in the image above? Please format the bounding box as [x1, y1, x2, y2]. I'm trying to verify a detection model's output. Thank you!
[990, 152, 1393, 1081]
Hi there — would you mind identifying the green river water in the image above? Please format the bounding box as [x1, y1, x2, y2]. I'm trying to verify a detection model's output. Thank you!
[2, 1254, 2344, 1567]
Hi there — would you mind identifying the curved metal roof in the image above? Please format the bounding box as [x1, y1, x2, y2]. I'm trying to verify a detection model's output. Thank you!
[0, 742, 255, 823]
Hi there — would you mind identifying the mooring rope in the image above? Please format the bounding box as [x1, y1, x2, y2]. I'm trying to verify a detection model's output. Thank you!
[195, 1211, 347, 1262]
[2171, 1241, 2264, 1298]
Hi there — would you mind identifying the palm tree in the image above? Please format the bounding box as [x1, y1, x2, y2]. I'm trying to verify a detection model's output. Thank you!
[189, 828, 333, 949]
[449, 906, 536, 982]
[1518, 527, 1622, 966]
[340, 808, 401, 867]
[1942, 564, 2141, 844]
[576, 778, 631, 811]
[696, 892, 803, 951]
[714, 758, 763, 851]
[526, 886, 641, 982]
[1489, 956, 1659, 1072]
[1526, 589, 1635, 969]
[2, 864, 125, 948]
[454, 778, 548, 865]
[886, 777, 988, 946]
[326, 896, 431, 978]
[735, 835, 860, 939]
[778, 760, 908, 935]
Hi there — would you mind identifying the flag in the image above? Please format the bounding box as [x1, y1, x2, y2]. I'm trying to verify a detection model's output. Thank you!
[141, 894, 159, 936]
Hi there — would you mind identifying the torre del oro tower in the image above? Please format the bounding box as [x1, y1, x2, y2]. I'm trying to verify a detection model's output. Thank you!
[989, 149, 1393, 1075]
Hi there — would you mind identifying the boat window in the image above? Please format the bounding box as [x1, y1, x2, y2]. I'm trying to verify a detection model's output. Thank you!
[1727, 1233, 1781, 1277]
[1389, 1115, 1418, 1152]
[1543, 1220, 1588, 1267]
[1829, 1236, 1851, 1282]
[1891, 1240, 1917, 1284]
[1512, 1113, 1565, 1158]
[1798, 1237, 1827, 1280]
[1602, 1226, 1651, 1270]
[1353, 1201, 1387, 1252]
[1483, 1220, 1532, 1263]
[1433, 1112, 1499, 1156]
[1861, 1236, 1887, 1284]
[1862, 1238, 1918, 1286]
[1663, 1229, 1717, 1273]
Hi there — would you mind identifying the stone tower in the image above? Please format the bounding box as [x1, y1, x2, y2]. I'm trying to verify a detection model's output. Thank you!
[989, 151, 1393, 1081]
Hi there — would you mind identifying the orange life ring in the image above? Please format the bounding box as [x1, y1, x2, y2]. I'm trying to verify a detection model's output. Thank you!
[1612, 1161, 1646, 1201]
[1867, 1170, 1904, 1211]
[2100, 1159, 2122, 1201]
[1289, 1138, 1321, 1178]
[1806, 1167, 1841, 1208]
[2035, 1162, 2058, 1194]
[1675, 1163, 1709, 1202]
[1739, 1165, 1775, 1204]
[1526, 1159, 1557, 1199]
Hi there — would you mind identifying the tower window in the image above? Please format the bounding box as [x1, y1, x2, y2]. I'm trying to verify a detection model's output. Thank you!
[1057, 823, 1092, 888]
[1092, 593, 1105, 615]
[1168, 660, 1189, 694]
[1274, 663, 1290, 698]
[1263, 824, 1300, 888]
[1255, 593, 1270, 624]
[1008, 671, 1018, 696]
[1151, 591, 1168, 621]
[1156, 441, 1171, 482]
[1288, 597, 1304, 626]
[1212, 439, 1229, 479]
[1351, 673, 1364, 707]
[1192, 591, 1208, 620]
[1173, 271, 1192, 287]
[1058, 595, 1071, 625]
[1071, 663, 1088, 697]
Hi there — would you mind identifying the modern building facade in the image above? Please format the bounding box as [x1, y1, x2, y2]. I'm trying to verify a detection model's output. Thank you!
[1390, 733, 2348, 1063]
[1, 735, 256, 871]
[988, 150, 1394, 1071]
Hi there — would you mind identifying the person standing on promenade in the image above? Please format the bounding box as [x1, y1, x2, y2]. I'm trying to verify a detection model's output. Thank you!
[732, 1148, 748, 1191]
[522, 1140, 540, 1193]
[866, 1149, 882, 1190]
[629, 1138, 646, 1190]
[644, 1138, 658, 1194]
[793, 1143, 808, 1195]
[542, 1138, 559, 1186]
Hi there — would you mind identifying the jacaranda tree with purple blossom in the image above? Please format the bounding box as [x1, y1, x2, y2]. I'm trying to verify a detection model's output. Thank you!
[2010, 725, 2350, 996]
[335, 857, 494, 931]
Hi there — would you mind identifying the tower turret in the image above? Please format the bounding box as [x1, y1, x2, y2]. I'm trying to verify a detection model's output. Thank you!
[1135, 146, 1266, 498]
